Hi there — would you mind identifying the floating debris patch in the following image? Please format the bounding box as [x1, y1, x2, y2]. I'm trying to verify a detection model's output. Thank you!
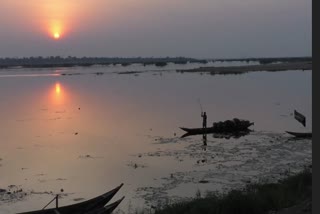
[56, 178, 67, 181]
[153, 137, 181, 144]
[134, 132, 312, 208]
[0, 185, 28, 204]
[127, 162, 147, 169]
[78, 154, 103, 159]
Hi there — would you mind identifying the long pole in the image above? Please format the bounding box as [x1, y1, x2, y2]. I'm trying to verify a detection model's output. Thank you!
[197, 99, 203, 113]
[42, 195, 58, 210]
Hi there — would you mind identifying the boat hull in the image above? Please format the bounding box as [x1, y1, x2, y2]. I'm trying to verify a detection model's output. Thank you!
[18, 184, 124, 214]
[180, 122, 254, 136]
[286, 131, 312, 138]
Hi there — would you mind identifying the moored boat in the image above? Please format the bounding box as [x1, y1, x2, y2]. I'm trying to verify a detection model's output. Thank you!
[18, 183, 124, 214]
[180, 118, 254, 136]
[286, 131, 312, 138]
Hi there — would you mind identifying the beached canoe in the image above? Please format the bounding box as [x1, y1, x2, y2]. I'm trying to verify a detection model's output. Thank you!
[18, 183, 124, 214]
[286, 131, 312, 138]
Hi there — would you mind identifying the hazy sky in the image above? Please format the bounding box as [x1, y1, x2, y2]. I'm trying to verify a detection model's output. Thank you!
[0, 0, 311, 58]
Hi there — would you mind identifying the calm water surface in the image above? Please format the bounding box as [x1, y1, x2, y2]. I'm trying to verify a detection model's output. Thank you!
[0, 63, 312, 213]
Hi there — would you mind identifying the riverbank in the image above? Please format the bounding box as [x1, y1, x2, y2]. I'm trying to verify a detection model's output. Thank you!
[144, 167, 312, 214]
[177, 61, 312, 75]
[0, 57, 311, 70]
[0, 57, 205, 69]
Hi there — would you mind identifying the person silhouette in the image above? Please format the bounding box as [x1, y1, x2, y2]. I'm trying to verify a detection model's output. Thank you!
[201, 112, 207, 128]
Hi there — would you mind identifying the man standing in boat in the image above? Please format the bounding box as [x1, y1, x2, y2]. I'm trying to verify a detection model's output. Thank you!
[201, 112, 207, 128]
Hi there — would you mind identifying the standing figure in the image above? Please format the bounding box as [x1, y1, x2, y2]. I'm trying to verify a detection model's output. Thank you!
[201, 112, 207, 128]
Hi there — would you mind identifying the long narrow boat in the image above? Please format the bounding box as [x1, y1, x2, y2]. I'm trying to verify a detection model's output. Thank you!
[18, 183, 124, 214]
[286, 131, 312, 138]
[180, 122, 254, 136]
[181, 129, 251, 138]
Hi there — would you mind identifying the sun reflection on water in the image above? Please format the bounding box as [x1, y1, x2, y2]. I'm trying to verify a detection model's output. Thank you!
[55, 83, 61, 94]
[52, 82, 65, 105]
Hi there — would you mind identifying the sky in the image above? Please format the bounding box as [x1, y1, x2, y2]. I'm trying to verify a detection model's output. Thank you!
[0, 0, 311, 58]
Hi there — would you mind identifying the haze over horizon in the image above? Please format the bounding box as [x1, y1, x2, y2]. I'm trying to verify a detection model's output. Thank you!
[0, 0, 311, 58]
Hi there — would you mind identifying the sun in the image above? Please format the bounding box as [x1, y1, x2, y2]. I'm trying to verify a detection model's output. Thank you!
[53, 33, 61, 40]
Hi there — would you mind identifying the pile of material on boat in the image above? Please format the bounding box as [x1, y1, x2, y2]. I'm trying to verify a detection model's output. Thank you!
[180, 118, 254, 137]
[18, 183, 124, 214]
[212, 118, 254, 132]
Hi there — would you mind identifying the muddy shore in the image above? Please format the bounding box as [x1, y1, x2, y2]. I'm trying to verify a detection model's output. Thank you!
[177, 61, 312, 75]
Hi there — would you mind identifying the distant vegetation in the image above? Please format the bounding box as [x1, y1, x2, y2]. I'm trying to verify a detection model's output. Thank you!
[0, 56, 311, 69]
[212, 56, 312, 64]
[0, 56, 207, 69]
[137, 167, 312, 214]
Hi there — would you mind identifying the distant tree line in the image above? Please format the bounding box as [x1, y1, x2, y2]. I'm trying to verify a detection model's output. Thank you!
[0, 56, 311, 69]
[0, 56, 208, 69]
[212, 56, 311, 64]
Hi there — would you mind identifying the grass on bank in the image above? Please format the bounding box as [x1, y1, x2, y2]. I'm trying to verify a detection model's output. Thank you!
[137, 168, 311, 214]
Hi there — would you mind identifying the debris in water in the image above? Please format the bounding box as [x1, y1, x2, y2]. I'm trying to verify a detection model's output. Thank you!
[134, 132, 311, 208]
[127, 162, 147, 169]
[78, 154, 103, 159]
[79, 154, 93, 159]
[0, 185, 28, 203]
[56, 178, 67, 181]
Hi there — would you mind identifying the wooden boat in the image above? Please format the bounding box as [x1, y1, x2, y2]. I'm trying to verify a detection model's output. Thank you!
[286, 131, 312, 138]
[181, 129, 252, 138]
[180, 119, 254, 136]
[18, 183, 124, 214]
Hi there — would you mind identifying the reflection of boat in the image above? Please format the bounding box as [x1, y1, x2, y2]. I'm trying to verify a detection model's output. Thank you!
[180, 119, 254, 137]
[286, 131, 312, 138]
[18, 184, 124, 214]
[212, 130, 252, 139]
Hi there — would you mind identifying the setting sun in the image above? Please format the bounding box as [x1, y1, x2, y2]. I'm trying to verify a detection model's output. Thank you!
[49, 20, 64, 40]
[54, 33, 60, 39]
